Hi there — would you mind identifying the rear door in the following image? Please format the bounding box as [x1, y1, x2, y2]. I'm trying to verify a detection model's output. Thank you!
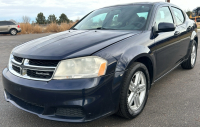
[170, 7, 191, 59]
[0, 21, 9, 32]
[154, 6, 181, 79]
[7, 21, 16, 31]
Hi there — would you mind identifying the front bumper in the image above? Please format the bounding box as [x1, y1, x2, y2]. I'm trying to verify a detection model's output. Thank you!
[2, 68, 116, 122]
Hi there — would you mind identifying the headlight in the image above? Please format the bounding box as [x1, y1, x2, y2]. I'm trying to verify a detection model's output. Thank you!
[8, 54, 13, 70]
[53, 56, 107, 79]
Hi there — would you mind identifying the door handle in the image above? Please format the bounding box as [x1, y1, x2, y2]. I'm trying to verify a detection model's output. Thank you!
[174, 31, 180, 36]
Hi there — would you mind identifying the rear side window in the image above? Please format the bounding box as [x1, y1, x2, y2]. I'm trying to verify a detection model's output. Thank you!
[155, 7, 174, 26]
[8, 22, 16, 25]
[171, 7, 185, 25]
[0, 21, 8, 26]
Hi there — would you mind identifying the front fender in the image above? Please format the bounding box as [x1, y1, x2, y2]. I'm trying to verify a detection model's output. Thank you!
[116, 45, 153, 72]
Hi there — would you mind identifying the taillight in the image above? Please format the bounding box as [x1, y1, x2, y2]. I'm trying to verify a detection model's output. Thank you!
[17, 25, 20, 28]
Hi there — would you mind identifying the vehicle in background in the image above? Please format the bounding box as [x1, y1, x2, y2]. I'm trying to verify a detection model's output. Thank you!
[190, 7, 200, 22]
[0, 21, 21, 35]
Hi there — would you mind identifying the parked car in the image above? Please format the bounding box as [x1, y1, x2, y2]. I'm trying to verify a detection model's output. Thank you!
[0, 21, 21, 35]
[2, 2, 198, 122]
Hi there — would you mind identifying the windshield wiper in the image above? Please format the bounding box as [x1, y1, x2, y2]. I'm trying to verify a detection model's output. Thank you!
[70, 28, 77, 30]
[96, 27, 106, 29]
[86, 27, 115, 30]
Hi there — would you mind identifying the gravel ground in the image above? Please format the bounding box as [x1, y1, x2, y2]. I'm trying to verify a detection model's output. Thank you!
[0, 33, 200, 127]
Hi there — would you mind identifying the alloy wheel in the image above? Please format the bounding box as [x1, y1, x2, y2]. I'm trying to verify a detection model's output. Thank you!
[127, 71, 146, 111]
[191, 45, 196, 66]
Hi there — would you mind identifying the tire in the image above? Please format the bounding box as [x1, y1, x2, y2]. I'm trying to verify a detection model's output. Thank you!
[116, 62, 150, 119]
[181, 40, 197, 69]
[10, 29, 17, 35]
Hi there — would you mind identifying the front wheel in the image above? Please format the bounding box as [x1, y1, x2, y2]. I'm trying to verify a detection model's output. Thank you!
[116, 62, 150, 119]
[181, 40, 197, 69]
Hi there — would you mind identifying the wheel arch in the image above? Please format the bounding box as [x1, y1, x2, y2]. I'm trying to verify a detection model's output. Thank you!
[127, 54, 154, 86]
[10, 28, 18, 32]
[116, 45, 156, 86]
[191, 31, 198, 46]
[194, 36, 198, 47]
[185, 31, 198, 59]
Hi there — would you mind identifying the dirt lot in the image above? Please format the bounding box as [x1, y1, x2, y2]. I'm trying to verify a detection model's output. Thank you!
[0, 33, 200, 127]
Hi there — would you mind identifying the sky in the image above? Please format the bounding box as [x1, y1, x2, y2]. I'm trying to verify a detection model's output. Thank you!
[0, 0, 199, 23]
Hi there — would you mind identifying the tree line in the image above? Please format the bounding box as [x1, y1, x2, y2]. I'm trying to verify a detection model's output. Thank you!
[36, 12, 72, 24]
[21, 12, 72, 24]
[186, 10, 192, 18]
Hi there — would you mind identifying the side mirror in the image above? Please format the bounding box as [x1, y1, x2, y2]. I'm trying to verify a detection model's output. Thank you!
[157, 22, 176, 33]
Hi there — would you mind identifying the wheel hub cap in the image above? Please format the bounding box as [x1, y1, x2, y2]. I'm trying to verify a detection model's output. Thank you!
[191, 45, 196, 66]
[11, 30, 16, 35]
[128, 71, 146, 111]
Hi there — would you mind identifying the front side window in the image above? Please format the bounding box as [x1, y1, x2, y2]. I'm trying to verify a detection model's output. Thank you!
[74, 4, 152, 30]
[155, 7, 174, 26]
[171, 7, 185, 25]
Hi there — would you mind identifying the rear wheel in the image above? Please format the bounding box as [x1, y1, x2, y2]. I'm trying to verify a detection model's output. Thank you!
[10, 29, 17, 35]
[117, 62, 150, 119]
[181, 40, 197, 69]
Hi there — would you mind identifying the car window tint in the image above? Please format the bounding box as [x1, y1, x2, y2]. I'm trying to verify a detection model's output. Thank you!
[79, 13, 107, 29]
[137, 12, 148, 19]
[74, 4, 152, 30]
[8, 22, 16, 25]
[89, 13, 107, 28]
[156, 7, 174, 26]
[110, 14, 120, 27]
[0, 21, 8, 26]
[171, 7, 185, 25]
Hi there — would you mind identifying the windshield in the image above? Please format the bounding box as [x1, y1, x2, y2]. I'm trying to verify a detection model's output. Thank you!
[74, 4, 152, 30]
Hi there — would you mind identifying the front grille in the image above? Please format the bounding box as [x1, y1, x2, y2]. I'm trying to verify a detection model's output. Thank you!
[27, 70, 53, 79]
[10, 54, 59, 81]
[56, 108, 85, 117]
[12, 65, 20, 74]
[29, 59, 59, 67]
[13, 56, 23, 63]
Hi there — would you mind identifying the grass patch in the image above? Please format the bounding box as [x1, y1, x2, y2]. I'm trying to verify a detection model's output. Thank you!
[19, 22, 76, 34]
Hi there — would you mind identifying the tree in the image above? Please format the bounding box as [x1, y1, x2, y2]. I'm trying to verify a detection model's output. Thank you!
[47, 14, 57, 23]
[36, 12, 46, 24]
[58, 13, 70, 23]
[186, 10, 192, 18]
[22, 16, 31, 23]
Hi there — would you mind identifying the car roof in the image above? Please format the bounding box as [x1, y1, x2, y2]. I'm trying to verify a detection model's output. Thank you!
[0, 21, 12, 22]
[0, 21, 16, 23]
[100, 2, 179, 9]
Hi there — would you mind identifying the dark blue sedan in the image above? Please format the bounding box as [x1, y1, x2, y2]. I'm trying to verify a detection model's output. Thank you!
[2, 2, 198, 122]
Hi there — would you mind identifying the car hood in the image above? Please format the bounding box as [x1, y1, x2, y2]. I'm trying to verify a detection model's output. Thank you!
[13, 30, 141, 60]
